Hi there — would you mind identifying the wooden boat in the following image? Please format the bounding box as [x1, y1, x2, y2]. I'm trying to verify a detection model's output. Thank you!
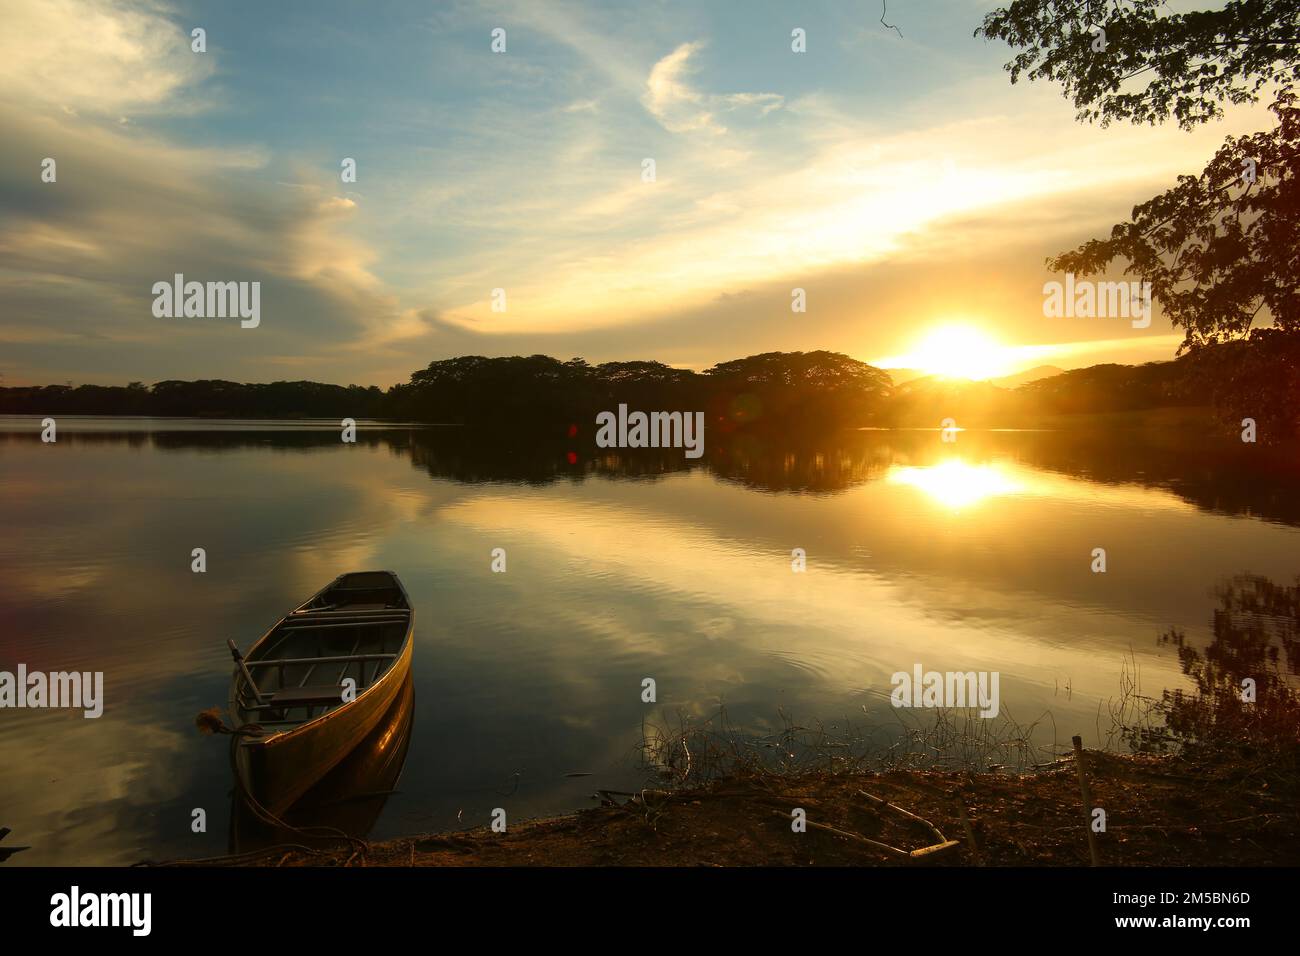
[227, 570, 414, 815]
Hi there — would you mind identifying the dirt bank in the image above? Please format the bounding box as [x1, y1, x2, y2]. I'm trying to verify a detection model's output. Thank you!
[170, 749, 1299, 867]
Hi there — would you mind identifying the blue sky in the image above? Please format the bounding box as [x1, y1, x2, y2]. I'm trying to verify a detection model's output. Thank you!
[0, 0, 1266, 385]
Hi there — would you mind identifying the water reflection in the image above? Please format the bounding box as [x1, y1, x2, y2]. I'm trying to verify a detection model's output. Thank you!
[3, 418, 1294, 523]
[887, 460, 1024, 510]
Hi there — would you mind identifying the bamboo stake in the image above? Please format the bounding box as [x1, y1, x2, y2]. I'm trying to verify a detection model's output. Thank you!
[858, 790, 946, 844]
[771, 811, 910, 859]
[774, 806, 960, 862]
[1072, 735, 1101, 866]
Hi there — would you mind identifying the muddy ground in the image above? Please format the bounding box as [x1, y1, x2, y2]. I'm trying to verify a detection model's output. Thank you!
[170, 749, 1300, 866]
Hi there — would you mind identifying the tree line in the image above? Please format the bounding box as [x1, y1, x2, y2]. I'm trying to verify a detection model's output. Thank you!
[2, 338, 1296, 438]
[0, 351, 893, 431]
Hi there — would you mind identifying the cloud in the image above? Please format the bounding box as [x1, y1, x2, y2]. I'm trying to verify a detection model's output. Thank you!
[642, 41, 783, 134]
[0, 102, 399, 382]
[644, 42, 719, 132]
[0, 0, 213, 117]
[417, 76, 1267, 350]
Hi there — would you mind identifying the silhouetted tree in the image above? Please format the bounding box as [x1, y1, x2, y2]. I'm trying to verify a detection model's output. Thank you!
[980, 1, 1299, 342]
[704, 350, 892, 428]
[979, 1, 1300, 433]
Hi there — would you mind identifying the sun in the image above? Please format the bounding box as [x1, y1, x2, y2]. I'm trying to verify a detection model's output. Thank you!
[894, 323, 1014, 381]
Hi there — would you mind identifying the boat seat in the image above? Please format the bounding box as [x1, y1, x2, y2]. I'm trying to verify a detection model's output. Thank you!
[336, 602, 391, 611]
[251, 685, 348, 709]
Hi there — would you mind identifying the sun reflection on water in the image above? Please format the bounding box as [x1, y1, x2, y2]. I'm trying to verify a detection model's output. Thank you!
[886, 459, 1024, 510]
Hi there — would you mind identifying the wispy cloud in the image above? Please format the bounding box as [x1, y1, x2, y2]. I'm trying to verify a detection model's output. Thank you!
[642, 41, 783, 134]
[426, 80, 1261, 339]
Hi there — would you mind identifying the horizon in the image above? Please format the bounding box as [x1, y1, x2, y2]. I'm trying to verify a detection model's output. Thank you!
[1, 347, 1160, 393]
[0, 0, 1270, 388]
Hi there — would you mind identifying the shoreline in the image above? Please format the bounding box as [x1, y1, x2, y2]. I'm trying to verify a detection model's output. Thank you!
[163, 749, 1300, 867]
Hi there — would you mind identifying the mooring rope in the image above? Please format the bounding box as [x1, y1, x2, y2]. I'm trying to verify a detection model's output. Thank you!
[195, 707, 267, 738]
[190, 706, 372, 864]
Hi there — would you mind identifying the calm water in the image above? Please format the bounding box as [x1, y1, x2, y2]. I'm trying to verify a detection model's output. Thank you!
[2, 416, 1298, 865]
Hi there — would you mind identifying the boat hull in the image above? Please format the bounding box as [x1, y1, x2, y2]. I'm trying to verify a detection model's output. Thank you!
[233, 633, 412, 815]
[230, 671, 415, 852]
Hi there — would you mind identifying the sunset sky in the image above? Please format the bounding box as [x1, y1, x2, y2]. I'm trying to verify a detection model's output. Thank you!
[0, 0, 1270, 387]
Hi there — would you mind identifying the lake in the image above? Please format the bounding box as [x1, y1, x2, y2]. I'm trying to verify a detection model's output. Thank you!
[2, 415, 1297, 865]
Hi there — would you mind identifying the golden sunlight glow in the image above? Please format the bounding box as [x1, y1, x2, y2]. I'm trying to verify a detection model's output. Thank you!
[886, 323, 1015, 381]
[887, 460, 1023, 510]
